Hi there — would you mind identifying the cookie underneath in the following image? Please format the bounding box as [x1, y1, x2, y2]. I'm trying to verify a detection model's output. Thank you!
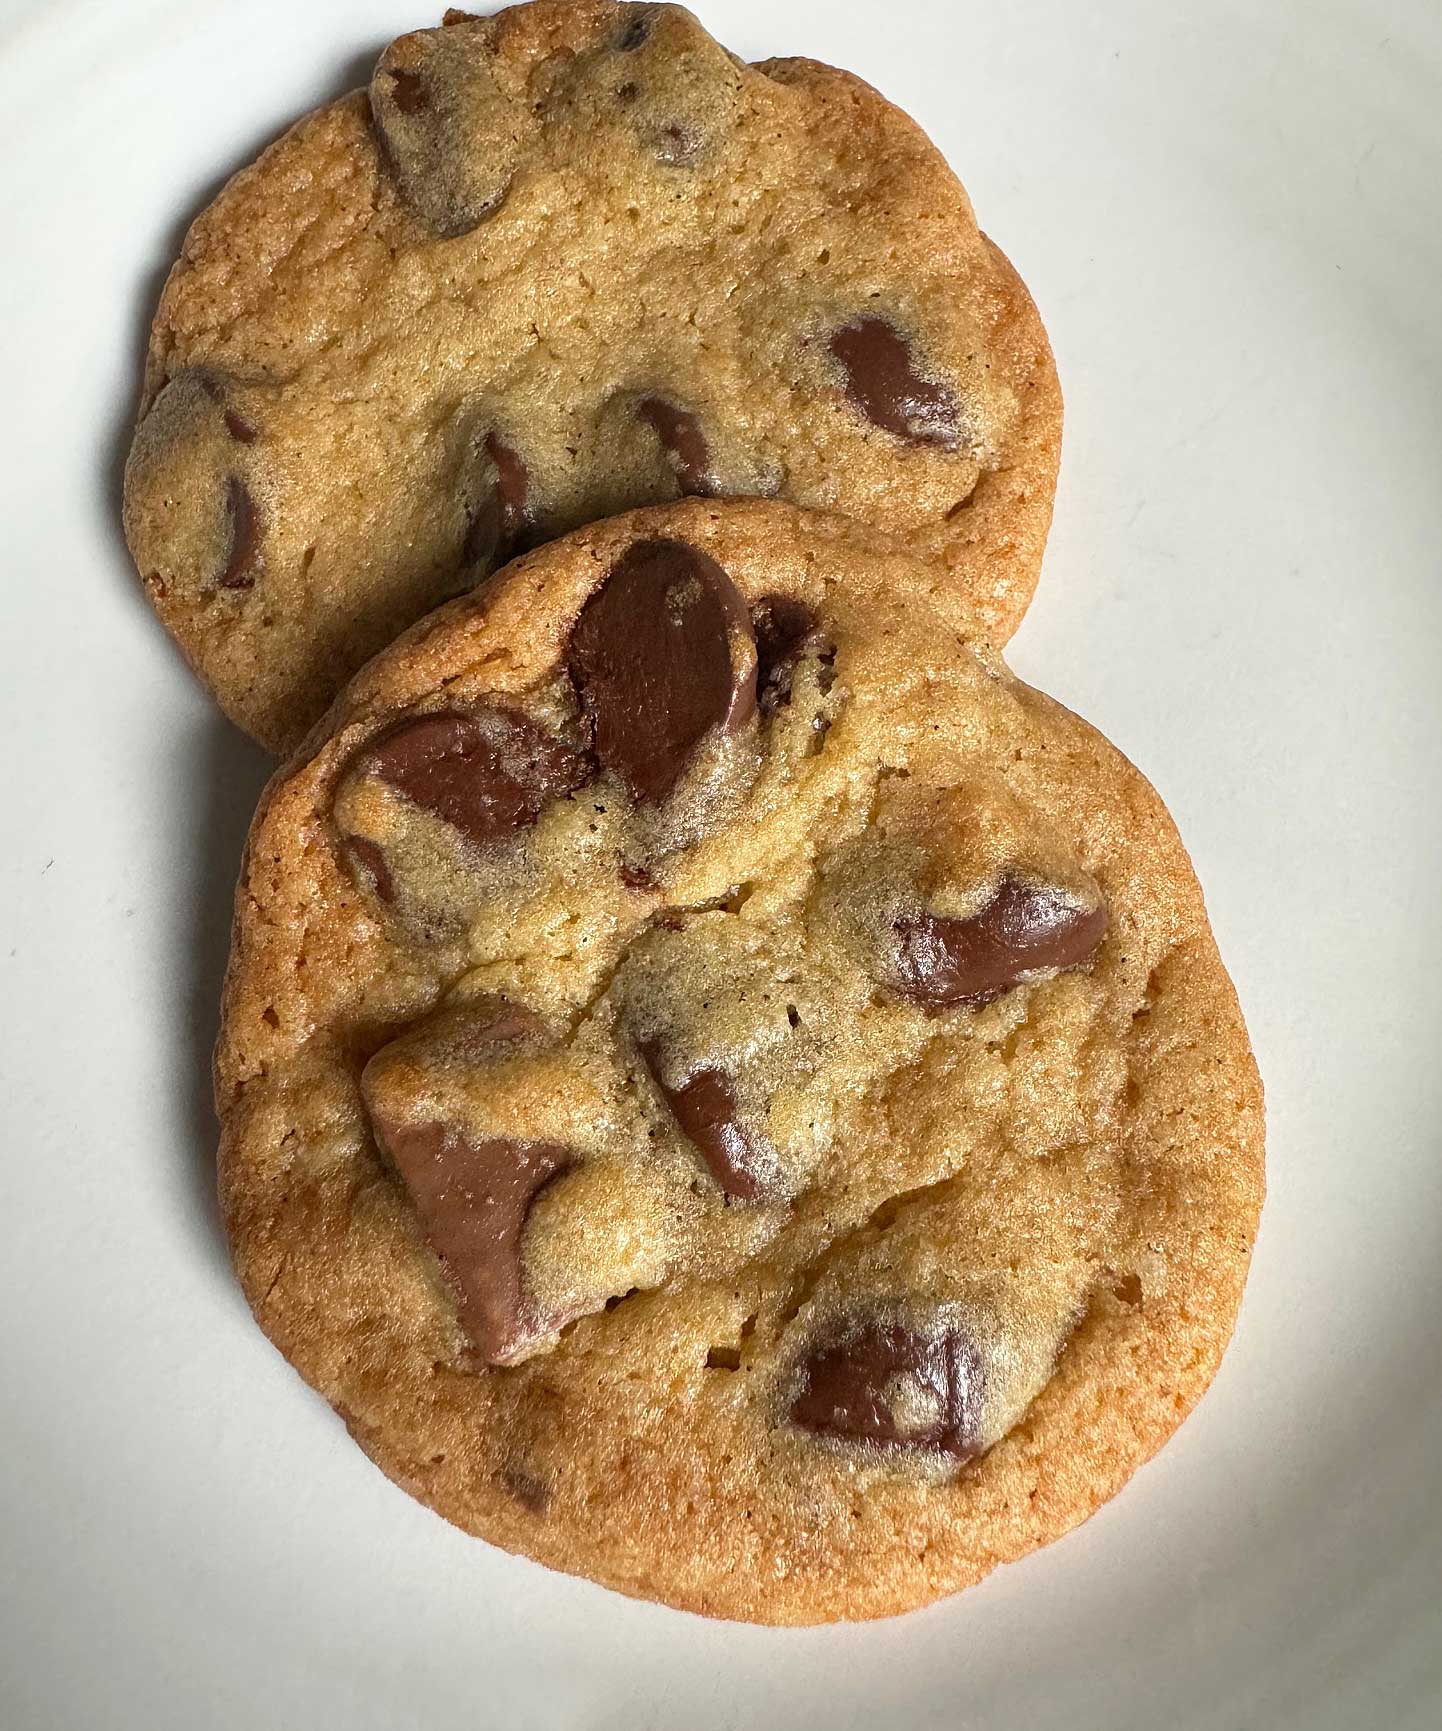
[217, 500, 1263, 1623]
[124, 1, 1060, 752]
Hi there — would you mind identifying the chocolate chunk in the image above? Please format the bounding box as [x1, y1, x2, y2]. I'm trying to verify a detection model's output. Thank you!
[487, 432, 529, 536]
[567, 539, 757, 804]
[829, 317, 961, 449]
[346, 708, 589, 852]
[341, 834, 395, 904]
[790, 1317, 983, 1459]
[196, 374, 256, 444]
[891, 876, 1108, 1011]
[463, 432, 531, 571]
[370, 29, 524, 238]
[389, 69, 429, 114]
[637, 397, 715, 495]
[367, 1115, 576, 1364]
[640, 1043, 780, 1201]
[218, 476, 260, 590]
[751, 595, 825, 715]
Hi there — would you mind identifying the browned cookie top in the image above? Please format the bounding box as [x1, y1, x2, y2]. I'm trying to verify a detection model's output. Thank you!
[218, 500, 1262, 1623]
[123, 0, 1061, 752]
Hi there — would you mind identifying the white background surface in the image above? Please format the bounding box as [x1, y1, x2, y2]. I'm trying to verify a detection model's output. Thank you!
[2, 0, 1440, 1725]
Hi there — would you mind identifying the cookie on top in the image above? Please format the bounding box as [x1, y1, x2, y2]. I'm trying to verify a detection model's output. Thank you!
[218, 499, 1263, 1622]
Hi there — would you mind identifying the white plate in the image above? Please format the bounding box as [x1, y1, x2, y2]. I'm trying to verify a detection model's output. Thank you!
[2, 0, 1439, 1724]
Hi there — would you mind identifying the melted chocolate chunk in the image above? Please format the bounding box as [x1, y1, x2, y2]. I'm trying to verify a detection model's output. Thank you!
[195, 375, 257, 444]
[367, 1115, 576, 1364]
[790, 1317, 983, 1459]
[891, 876, 1108, 1011]
[751, 595, 826, 715]
[370, 33, 522, 239]
[346, 708, 589, 853]
[389, 69, 429, 114]
[487, 432, 529, 533]
[218, 476, 260, 590]
[829, 317, 961, 449]
[640, 1043, 780, 1201]
[341, 834, 395, 904]
[567, 539, 757, 804]
[463, 432, 531, 571]
[637, 397, 714, 495]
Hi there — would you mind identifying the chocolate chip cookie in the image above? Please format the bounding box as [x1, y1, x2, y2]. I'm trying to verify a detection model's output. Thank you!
[123, 0, 1061, 754]
[217, 499, 1263, 1623]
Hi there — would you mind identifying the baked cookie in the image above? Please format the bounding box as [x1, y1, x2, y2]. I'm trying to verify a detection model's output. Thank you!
[217, 499, 1263, 1623]
[123, 0, 1061, 754]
